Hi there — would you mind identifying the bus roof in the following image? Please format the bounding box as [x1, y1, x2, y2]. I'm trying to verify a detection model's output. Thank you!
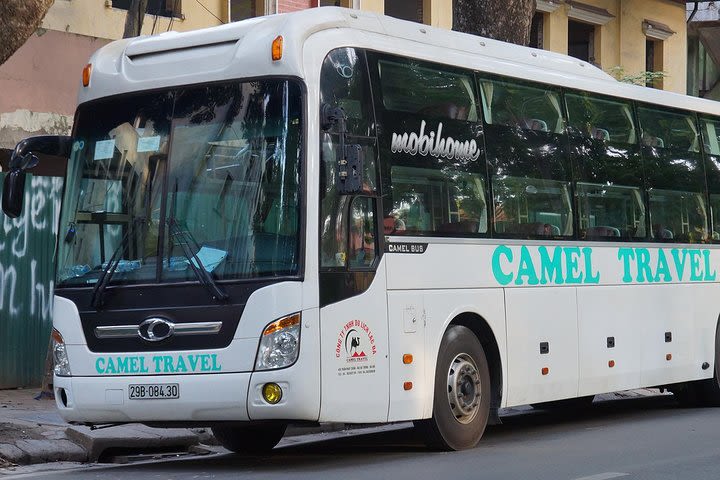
[81, 6, 719, 115]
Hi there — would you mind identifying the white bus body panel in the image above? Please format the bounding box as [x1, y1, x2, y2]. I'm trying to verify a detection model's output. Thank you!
[52, 281, 322, 423]
[505, 287, 579, 405]
[57, 6, 720, 426]
[318, 260, 390, 423]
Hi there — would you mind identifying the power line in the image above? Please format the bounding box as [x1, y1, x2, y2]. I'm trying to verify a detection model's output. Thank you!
[193, 0, 225, 24]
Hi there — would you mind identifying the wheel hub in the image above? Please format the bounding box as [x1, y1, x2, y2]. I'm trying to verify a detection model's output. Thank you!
[447, 353, 482, 424]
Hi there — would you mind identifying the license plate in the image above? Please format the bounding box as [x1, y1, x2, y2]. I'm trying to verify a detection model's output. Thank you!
[128, 383, 179, 400]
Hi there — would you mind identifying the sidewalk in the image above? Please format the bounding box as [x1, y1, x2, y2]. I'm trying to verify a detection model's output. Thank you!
[0, 388, 221, 468]
[0, 388, 347, 469]
[0, 387, 668, 469]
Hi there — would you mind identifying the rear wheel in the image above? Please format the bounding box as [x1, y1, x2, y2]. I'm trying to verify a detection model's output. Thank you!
[415, 325, 491, 451]
[211, 422, 287, 454]
[674, 324, 720, 407]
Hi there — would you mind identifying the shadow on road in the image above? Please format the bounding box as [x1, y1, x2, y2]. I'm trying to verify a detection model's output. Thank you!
[92, 394, 690, 475]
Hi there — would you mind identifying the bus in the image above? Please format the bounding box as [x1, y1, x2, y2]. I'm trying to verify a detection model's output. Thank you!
[3, 7, 720, 452]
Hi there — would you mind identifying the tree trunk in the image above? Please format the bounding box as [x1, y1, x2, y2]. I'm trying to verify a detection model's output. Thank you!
[123, 0, 150, 38]
[0, 0, 55, 66]
[453, 0, 536, 46]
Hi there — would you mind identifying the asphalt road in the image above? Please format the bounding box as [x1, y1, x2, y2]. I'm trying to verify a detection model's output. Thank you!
[7, 395, 720, 480]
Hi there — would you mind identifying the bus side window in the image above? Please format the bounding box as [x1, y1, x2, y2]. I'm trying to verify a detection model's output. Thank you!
[348, 197, 377, 268]
[701, 116, 720, 240]
[319, 48, 378, 268]
[638, 106, 707, 243]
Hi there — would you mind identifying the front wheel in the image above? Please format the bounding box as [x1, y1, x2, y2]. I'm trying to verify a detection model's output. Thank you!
[415, 325, 491, 450]
[211, 422, 287, 454]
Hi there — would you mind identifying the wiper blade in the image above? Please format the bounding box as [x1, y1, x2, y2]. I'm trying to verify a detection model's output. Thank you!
[90, 226, 132, 309]
[168, 218, 229, 303]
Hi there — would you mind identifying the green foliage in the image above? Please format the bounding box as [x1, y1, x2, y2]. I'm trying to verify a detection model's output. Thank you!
[608, 66, 668, 87]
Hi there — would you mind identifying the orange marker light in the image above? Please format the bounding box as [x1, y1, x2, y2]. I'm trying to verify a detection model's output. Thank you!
[271, 35, 283, 61]
[403, 382, 413, 391]
[82, 63, 92, 87]
[608, 360, 615, 368]
[541, 367, 549, 376]
[403, 354, 413, 364]
[666, 353, 672, 361]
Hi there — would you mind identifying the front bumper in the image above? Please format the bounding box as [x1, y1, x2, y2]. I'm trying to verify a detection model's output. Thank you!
[54, 355, 321, 425]
[54, 372, 253, 424]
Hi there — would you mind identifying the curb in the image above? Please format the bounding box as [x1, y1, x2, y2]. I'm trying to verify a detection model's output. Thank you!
[65, 424, 199, 463]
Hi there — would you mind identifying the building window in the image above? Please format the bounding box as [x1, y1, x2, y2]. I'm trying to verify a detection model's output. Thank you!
[645, 39, 664, 88]
[231, 0, 259, 21]
[642, 20, 673, 90]
[112, 0, 182, 18]
[385, 0, 423, 23]
[568, 20, 595, 63]
[529, 12, 544, 49]
[320, 0, 351, 5]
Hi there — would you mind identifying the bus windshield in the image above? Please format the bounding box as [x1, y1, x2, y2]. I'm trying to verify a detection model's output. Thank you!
[57, 79, 303, 288]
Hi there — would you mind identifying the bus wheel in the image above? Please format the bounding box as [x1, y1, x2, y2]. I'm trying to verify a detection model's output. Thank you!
[211, 422, 287, 454]
[673, 325, 720, 407]
[696, 325, 720, 406]
[416, 325, 490, 451]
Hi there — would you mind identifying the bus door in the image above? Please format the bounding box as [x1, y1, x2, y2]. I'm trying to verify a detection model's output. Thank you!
[318, 196, 390, 423]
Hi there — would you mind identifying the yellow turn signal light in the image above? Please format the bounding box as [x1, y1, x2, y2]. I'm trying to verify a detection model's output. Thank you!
[82, 63, 92, 87]
[262, 313, 301, 336]
[403, 354, 413, 364]
[262, 383, 283, 404]
[271, 35, 283, 61]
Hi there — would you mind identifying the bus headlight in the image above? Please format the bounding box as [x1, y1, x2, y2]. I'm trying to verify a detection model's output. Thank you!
[52, 329, 72, 377]
[255, 313, 301, 371]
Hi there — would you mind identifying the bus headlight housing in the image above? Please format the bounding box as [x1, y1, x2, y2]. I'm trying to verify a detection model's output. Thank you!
[255, 313, 301, 371]
[52, 329, 71, 377]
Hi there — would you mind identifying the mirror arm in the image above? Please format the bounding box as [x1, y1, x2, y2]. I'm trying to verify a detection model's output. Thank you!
[321, 104, 364, 195]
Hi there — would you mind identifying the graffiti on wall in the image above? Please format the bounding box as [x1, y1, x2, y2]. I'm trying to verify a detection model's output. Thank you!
[0, 174, 63, 387]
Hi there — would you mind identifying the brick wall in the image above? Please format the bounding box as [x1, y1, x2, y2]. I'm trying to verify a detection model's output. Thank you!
[278, 0, 317, 13]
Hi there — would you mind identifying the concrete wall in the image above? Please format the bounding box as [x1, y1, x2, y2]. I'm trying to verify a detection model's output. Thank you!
[619, 0, 687, 93]
[0, 30, 110, 150]
[43, 0, 226, 40]
[539, 0, 686, 94]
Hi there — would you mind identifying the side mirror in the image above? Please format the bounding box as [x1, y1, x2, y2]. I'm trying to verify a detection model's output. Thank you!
[321, 104, 365, 195]
[2, 168, 27, 219]
[2, 135, 72, 218]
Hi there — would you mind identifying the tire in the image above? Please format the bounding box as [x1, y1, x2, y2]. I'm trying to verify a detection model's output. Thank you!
[696, 324, 720, 406]
[675, 324, 720, 407]
[415, 325, 491, 451]
[531, 396, 594, 410]
[211, 422, 287, 454]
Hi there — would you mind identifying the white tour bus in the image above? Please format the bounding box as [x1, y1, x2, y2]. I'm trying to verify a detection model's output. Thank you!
[4, 7, 720, 452]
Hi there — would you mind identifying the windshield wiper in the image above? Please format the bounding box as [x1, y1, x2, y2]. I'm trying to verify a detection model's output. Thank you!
[167, 218, 229, 303]
[90, 223, 134, 309]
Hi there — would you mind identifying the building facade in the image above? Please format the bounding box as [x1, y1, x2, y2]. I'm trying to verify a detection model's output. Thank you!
[0, 0, 694, 150]
[687, 1, 720, 100]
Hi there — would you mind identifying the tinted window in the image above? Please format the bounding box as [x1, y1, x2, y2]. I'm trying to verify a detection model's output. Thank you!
[638, 106, 700, 152]
[565, 92, 637, 144]
[638, 106, 707, 242]
[378, 59, 479, 122]
[700, 116, 720, 240]
[480, 79, 564, 133]
[320, 48, 377, 268]
[577, 183, 646, 239]
[373, 54, 488, 237]
[480, 77, 571, 238]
